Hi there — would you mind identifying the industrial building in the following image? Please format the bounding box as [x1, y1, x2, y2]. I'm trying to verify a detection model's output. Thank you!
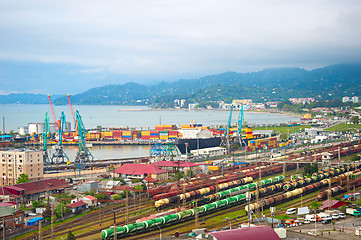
[113, 163, 168, 181]
[0, 149, 44, 186]
[0, 179, 70, 205]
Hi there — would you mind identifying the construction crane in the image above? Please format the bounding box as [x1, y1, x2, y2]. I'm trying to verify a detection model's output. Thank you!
[74, 110, 94, 169]
[221, 105, 233, 152]
[47, 95, 57, 127]
[237, 105, 247, 148]
[51, 112, 69, 164]
[42, 112, 50, 164]
[67, 94, 75, 128]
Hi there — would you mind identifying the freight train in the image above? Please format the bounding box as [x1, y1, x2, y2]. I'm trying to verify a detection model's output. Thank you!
[317, 173, 361, 201]
[245, 164, 360, 212]
[189, 175, 284, 207]
[153, 163, 294, 208]
[101, 164, 358, 239]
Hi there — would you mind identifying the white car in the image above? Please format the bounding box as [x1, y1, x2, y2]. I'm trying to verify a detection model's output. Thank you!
[286, 208, 296, 215]
[339, 213, 345, 219]
[332, 213, 340, 220]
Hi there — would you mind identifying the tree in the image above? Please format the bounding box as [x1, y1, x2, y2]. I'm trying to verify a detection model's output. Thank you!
[16, 174, 30, 184]
[350, 116, 359, 125]
[310, 201, 321, 213]
[67, 230, 76, 240]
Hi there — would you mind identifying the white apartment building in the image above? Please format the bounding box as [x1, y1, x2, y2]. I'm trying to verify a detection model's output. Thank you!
[0, 149, 43, 186]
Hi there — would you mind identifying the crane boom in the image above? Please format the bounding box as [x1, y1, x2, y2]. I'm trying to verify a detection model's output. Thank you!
[67, 94, 75, 127]
[42, 112, 50, 164]
[74, 110, 93, 166]
[47, 95, 57, 126]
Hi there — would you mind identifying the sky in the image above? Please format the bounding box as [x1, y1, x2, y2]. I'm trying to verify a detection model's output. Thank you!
[0, 0, 361, 95]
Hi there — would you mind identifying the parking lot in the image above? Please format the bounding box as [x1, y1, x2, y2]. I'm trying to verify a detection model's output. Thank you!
[287, 215, 361, 239]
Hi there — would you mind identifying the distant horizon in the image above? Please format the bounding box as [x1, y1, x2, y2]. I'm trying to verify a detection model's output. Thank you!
[1, 62, 359, 96]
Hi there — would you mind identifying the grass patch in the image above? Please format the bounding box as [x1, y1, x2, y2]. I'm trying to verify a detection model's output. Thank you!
[253, 125, 312, 135]
[325, 123, 361, 132]
[274, 214, 291, 220]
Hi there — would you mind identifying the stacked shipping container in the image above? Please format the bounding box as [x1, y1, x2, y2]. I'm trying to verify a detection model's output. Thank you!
[246, 137, 278, 151]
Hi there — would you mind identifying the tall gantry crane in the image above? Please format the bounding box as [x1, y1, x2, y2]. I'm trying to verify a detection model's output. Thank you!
[221, 105, 233, 152]
[74, 110, 94, 165]
[42, 112, 50, 164]
[237, 105, 246, 148]
[51, 112, 69, 164]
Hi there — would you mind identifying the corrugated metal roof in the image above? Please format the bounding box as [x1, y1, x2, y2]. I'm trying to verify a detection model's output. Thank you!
[153, 161, 198, 168]
[3, 179, 70, 196]
[68, 200, 87, 209]
[0, 207, 16, 218]
[209, 226, 280, 240]
[114, 164, 168, 175]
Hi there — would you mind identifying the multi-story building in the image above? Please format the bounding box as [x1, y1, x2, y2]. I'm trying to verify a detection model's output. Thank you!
[289, 98, 315, 104]
[0, 149, 43, 186]
[352, 96, 359, 103]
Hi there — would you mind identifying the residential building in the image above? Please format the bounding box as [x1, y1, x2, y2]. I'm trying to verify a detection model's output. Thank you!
[0, 207, 25, 239]
[289, 98, 315, 104]
[71, 195, 98, 207]
[68, 200, 89, 213]
[114, 163, 168, 181]
[352, 96, 359, 103]
[0, 149, 44, 186]
[232, 99, 253, 106]
[78, 181, 99, 193]
[342, 96, 351, 102]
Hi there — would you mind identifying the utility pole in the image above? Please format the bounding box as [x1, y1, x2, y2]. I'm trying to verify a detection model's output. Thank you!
[39, 218, 42, 240]
[195, 200, 198, 228]
[134, 192, 136, 214]
[114, 212, 117, 240]
[61, 199, 63, 221]
[51, 204, 54, 239]
[283, 162, 286, 178]
[183, 184, 186, 209]
[126, 191, 129, 224]
[246, 192, 251, 227]
[3, 216, 5, 240]
[99, 202, 102, 226]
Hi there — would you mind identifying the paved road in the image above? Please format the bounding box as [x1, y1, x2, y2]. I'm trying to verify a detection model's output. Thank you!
[288, 216, 361, 240]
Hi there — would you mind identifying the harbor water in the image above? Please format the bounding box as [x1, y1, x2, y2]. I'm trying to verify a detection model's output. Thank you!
[1, 104, 299, 161]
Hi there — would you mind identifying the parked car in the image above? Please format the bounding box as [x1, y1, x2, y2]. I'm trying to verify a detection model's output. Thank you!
[332, 213, 340, 220]
[339, 213, 345, 219]
[286, 208, 296, 215]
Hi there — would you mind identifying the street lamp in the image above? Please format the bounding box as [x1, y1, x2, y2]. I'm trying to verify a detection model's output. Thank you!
[155, 223, 162, 240]
[246, 191, 251, 227]
[226, 217, 231, 229]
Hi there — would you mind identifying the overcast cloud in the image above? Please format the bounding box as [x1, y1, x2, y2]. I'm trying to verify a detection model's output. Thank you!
[0, 0, 361, 94]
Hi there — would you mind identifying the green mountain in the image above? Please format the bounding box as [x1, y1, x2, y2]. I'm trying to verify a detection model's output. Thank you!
[1, 64, 361, 106]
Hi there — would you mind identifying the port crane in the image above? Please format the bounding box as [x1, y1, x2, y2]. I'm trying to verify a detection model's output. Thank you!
[221, 105, 233, 152]
[74, 110, 94, 167]
[237, 105, 247, 148]
[47, 95, 57, 127]
[42, 112, 50, 164]
[51, 112, 70, 164]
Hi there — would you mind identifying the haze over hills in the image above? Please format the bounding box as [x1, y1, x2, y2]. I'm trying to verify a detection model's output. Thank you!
[1, 64, 361, 106]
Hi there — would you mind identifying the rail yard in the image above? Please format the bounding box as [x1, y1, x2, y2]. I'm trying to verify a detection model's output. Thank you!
[12, 139, 361, 240]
